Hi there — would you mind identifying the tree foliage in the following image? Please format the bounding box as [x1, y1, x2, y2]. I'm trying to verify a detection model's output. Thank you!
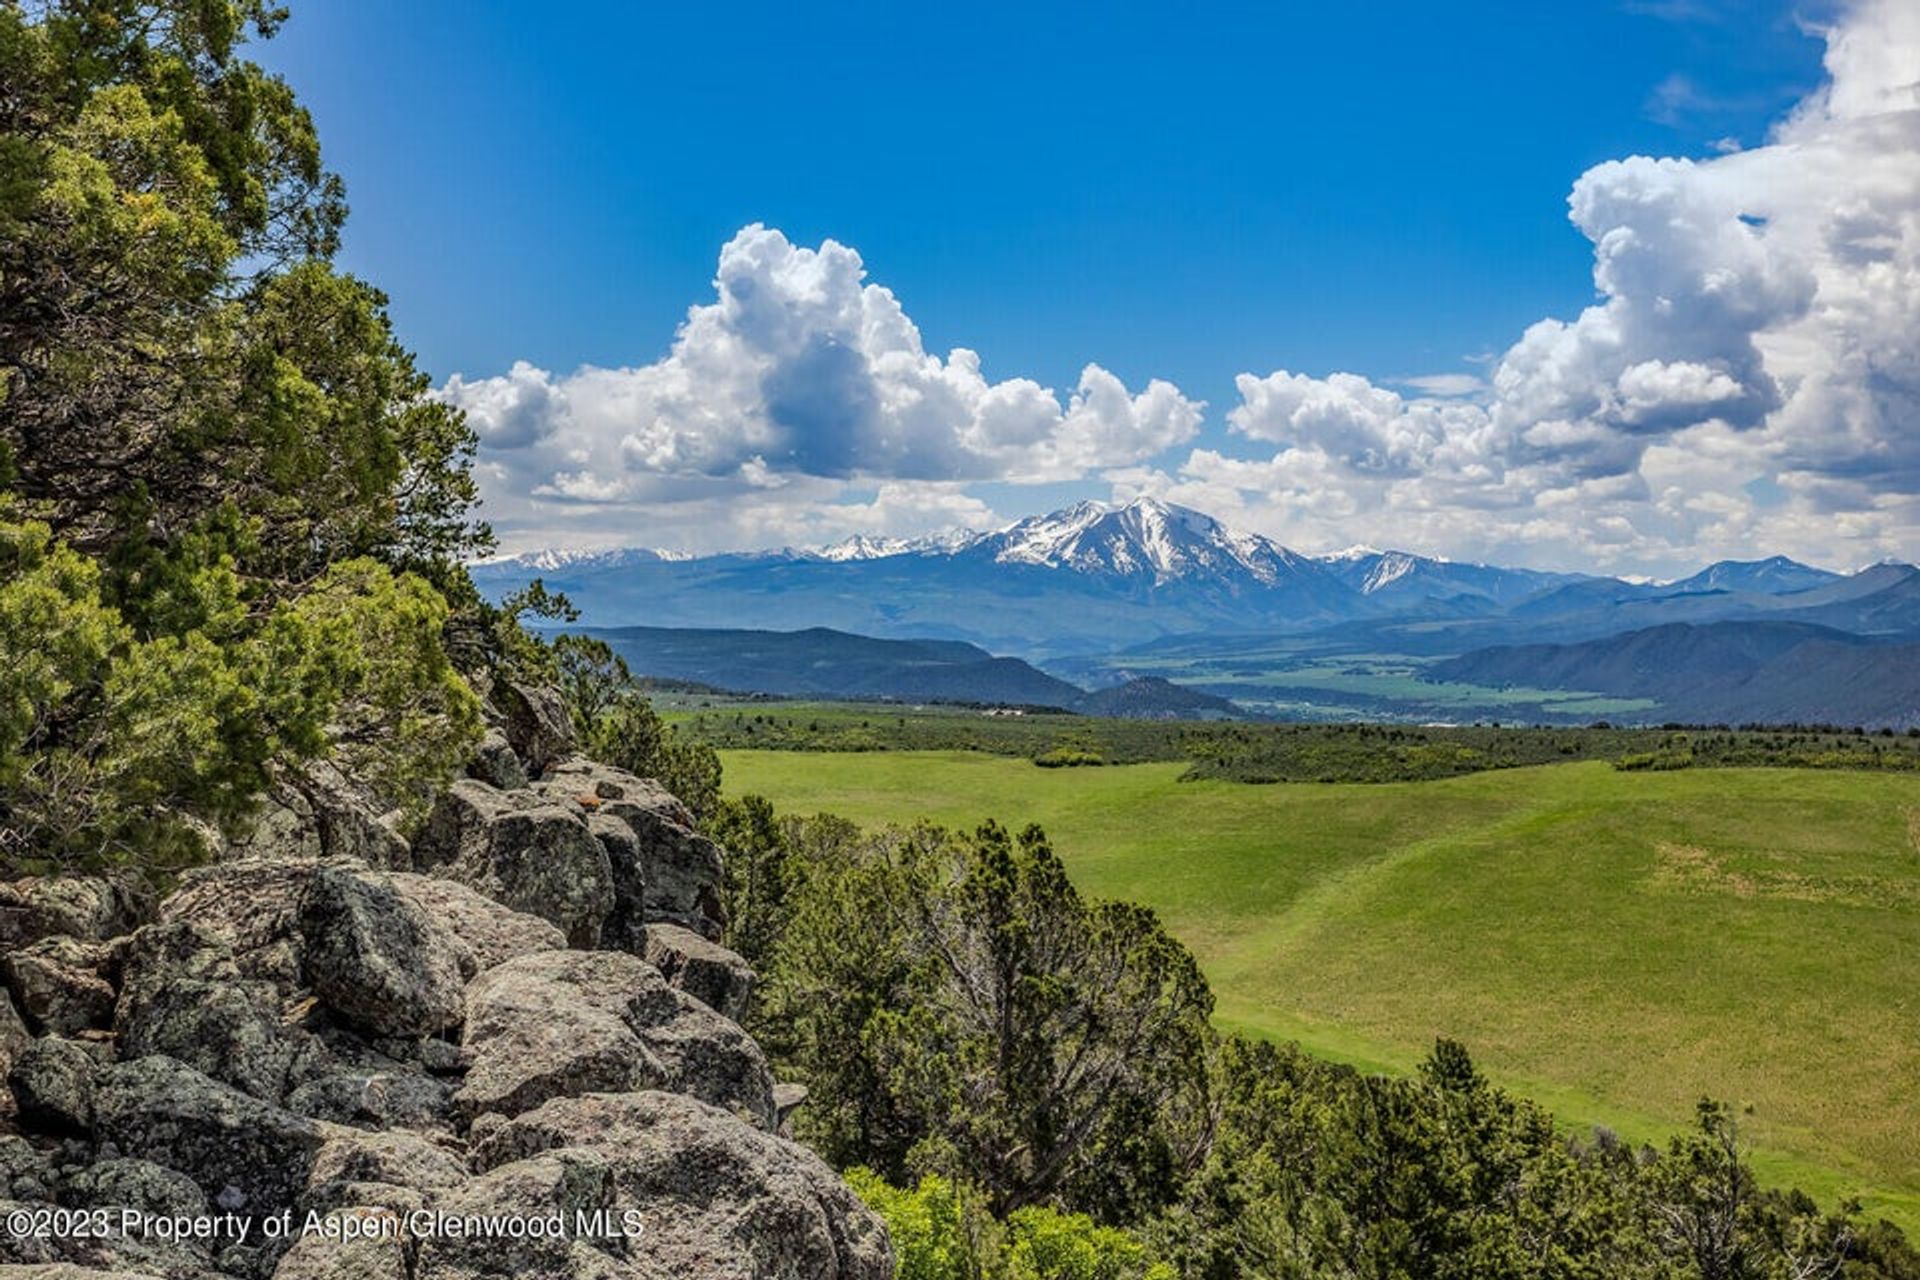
[0, 1, 488, 871]
[1152, 1037, 1919, 1280]
[752, 817, 1214, 1220]
[847, 1168, 1175, 1280]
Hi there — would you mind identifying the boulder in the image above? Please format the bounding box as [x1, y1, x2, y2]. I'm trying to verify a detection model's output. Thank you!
[227, 766, 410, 871]
[0, 1136, 56, 1202]
[295, 763, 411, 872]
[466, 729, 528, 792]
[499, 681, 574, 777]
[61, 1158, 209, 1221]
[0, 990, 29, 1078]
[534, 760, 726, 942]
[474, 1091, 892, 1280]
[2, 938, 116, 1035]
[302, 1131, 469, 1219]
[583, 813, 647, 953]
[115, 922, 311, 1104]
[413, 782, 611, 949]
[8, 1038, 97, 1134]
[161, 861, 317, 989]
[269, 1208, 409, 1280]
[457, 951, 773, 1127]
[91, 1056, 328, 1217]
[368, 875, 562, 979]
[286, 1071, 453, 1132]
[413, 779, 511, 871]
[642, 925, 755, 1022]
[0, 878, 141, 949]
[772, 1083, 808, 1138]
[414, 1149, 622, 1280]
[298, 867, 465, 1038]
[159, 863, 477, 1040]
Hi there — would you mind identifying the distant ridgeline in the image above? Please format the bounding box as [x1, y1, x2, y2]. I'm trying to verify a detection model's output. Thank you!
[477, 498, 1920, 728]
[557, 625, 1246, 720]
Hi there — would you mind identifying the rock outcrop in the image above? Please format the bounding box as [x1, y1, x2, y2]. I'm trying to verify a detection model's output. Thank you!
[532, 759, 728, 944]
[298, 865, 466, 1038]
[0, 702, 887, 1280]
[414, 780, 614, 948]
[474, 1091, 891, 1280]
[458, 950, 773, 1127]
[643, 925, 755, 1022]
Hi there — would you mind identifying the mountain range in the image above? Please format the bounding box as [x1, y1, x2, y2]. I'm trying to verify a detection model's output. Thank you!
[475, 497, 1913, 649]
[476, 498, 1613, 653]
[473, 497, 1920, 726]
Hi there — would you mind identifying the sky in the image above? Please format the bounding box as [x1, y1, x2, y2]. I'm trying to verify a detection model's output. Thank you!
[258, 0, 1920, 574]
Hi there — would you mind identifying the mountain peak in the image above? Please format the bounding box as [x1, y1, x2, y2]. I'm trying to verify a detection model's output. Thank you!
[979, 495, 1303, 586]
[1666, 556, 1839, 595]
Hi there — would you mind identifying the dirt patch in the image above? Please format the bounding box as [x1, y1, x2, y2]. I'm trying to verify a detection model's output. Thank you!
[1652, 843, 1758, 898]
[1650, 842, 1920, 909]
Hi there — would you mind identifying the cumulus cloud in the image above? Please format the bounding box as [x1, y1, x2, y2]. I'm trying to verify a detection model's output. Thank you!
[1183, 0, 1920, 572]
[442, 226, 1200, 550]
[450, 0, 1919, 574]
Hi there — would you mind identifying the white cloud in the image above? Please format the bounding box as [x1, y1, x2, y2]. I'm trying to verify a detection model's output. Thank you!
[449, 0, 1920, 575]
[1394, 373, 1487, 398]
[441, 226, 1200, 550]
[1191, 0, 1920, 573]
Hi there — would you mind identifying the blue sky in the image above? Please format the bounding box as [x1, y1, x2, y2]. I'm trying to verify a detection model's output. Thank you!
[266, 1, 1821, 400]
[258, 1, 1920, 574]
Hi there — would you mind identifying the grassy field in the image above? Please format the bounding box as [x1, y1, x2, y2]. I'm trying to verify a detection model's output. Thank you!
[721, 749, 1920, 1234]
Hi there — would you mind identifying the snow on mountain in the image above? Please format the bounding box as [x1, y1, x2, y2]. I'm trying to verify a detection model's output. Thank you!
[477, 546, 690, 571]
[1319, 546, 1585, 608]
[973, 497, 1323, 588]
[1360, 551, 1420, 594]
[812, 529, 982, 562]
[462, 499, 1898, 657]
[1662, 556, 1840, 596]
[813, 534, 917, 562]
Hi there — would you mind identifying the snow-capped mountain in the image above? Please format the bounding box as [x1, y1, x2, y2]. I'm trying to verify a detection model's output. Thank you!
[1317, 547, 1587, 609]
[970, 498, 1327, 589]
[477, 546, 691, 572]
[813, 534, 918, 563]
[1664, 556, 1839, 596]
[466, 498, 1887, 658]
[812, 529, 981, 562]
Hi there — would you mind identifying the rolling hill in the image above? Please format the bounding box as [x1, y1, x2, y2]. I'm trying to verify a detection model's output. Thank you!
[574, 625, 1085, 706]
[1429, 621, 1920, 727]
[722, 750, 1920, 1233]
[571, 624, 1249, 718]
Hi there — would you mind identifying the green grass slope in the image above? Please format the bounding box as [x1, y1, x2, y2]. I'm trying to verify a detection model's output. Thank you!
[720, 750, 1920, 1234]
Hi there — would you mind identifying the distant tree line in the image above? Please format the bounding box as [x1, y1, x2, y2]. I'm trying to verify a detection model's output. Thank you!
[672, 708, 1920, 784]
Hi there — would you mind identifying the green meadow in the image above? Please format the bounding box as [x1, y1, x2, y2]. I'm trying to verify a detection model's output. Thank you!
[720, 749, 1920, 1234]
